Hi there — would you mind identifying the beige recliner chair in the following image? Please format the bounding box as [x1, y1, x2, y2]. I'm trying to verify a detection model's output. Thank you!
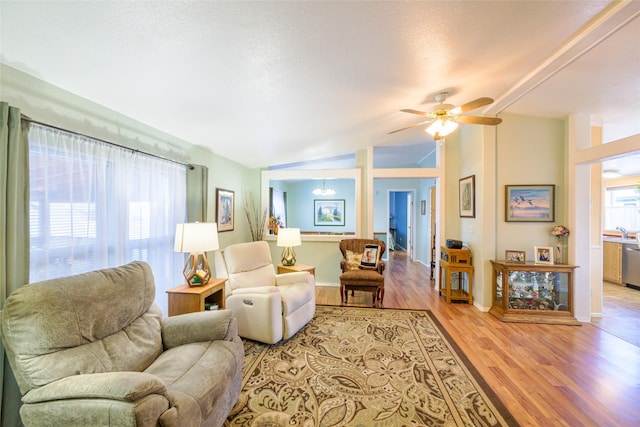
[0, 261, 244, 427]
[215, 241, 315, 344]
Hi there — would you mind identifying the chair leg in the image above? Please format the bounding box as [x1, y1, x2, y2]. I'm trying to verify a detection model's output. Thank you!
[378, 287, 384, 308]
[340, 284, 345, 305]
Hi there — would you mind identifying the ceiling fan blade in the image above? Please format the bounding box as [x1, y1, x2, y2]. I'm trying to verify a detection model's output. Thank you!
[400, 108, 430, 117]
[387, 119, 434, 134]
[456, 115, 503, 125]
[451, 97, 494, 114]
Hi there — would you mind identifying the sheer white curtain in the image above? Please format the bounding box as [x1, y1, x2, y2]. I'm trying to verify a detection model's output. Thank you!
[28, 124, 186, 316]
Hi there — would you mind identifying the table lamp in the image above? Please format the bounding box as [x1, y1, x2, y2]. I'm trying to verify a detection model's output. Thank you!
[174, 222, 219, 286]
[277, 227, 301, 266]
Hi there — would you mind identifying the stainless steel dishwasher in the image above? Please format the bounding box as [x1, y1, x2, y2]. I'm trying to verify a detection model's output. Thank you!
[622, 243, 640, 289]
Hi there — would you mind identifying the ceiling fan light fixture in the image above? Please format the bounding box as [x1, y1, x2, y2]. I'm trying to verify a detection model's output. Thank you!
[426, 119, 459, 138]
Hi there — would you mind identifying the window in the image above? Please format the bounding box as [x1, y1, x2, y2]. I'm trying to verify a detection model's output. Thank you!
[28, 124, 187, 315]
[604, 185, 640, 231]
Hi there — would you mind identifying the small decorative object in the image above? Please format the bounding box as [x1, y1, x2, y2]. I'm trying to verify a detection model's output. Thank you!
[534, 246, 554, 265]
[174, 222, 220, 287]
[216, 188, 235, 232]
[551, 225, 570, 264]
[268, 215, 283, 235]
[459, 175, 475, 218]
[244, 192, 267, 241]
[314, 199, 345, 226]
[505, 250, 526, 263]
[277, 227, 301, 266]
[359, 244, 380, 270]
[505, 185, 555, 222]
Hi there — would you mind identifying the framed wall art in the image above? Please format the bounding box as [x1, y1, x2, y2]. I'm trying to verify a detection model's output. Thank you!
[314, 199, 345, 226]
[459, 175, 475, 218]
[534, 246, 554, 265]
[505, 250, 526, 263]
[505, 184, 555, 222]
[216, 188, 235, 232]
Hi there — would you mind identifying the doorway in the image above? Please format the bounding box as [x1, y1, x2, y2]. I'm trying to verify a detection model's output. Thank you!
[389, 190, 415, 261]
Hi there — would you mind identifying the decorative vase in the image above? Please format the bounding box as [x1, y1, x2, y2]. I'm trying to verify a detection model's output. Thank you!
[555, 237, 566, 264]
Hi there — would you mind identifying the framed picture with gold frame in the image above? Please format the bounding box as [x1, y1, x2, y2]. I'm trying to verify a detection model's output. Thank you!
[505, 250, 526, 263]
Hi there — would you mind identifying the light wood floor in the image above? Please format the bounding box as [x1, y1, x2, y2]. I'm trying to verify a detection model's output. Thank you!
[316, 250, 640, 427]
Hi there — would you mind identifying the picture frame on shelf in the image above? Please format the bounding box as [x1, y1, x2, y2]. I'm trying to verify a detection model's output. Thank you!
[314, 199, 345, 226]
[459, 175, 475, 218]
[534, 246, 554, 265]
[505, 184, 555, 222]
[505, 250, 526, 263]
[216, 188, 235, 232]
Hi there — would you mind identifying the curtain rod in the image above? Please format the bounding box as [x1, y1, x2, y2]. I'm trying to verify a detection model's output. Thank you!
[21, 115, 194, 169]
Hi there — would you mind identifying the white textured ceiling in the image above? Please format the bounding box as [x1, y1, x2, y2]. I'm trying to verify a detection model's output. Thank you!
[1, 1, 639, 172]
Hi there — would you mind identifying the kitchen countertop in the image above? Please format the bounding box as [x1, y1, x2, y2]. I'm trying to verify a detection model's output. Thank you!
[603, 236, 639, 245]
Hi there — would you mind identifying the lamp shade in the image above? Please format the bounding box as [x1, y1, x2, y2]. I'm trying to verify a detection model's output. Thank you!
[426, 119, 459, 137]
[174, 222, 220, 253]
[277, 228, 301, 247]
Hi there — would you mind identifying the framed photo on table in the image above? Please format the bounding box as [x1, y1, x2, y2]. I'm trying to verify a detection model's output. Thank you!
[534, 246, 554, 265]
[505, 184, 555, 222]
[216, 188, 235, 232]
[459, 175, 475, 218]
[505, 250, 526, 263]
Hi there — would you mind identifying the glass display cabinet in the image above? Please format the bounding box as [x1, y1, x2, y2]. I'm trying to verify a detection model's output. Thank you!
[490, 260, 580, 325]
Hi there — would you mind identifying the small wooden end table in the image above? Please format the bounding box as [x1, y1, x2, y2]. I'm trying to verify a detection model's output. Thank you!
[166, 278, 226, 316]
[277, 263, 315, 276]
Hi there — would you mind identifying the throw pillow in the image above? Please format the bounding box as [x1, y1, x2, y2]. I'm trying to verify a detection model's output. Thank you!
[345, 250, 362, 270]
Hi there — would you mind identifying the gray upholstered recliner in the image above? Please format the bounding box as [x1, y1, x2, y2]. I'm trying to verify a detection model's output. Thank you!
[0, 261, 244, 427]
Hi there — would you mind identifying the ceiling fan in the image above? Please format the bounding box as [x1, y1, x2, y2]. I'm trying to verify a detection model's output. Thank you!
[388, 92, 503, 140]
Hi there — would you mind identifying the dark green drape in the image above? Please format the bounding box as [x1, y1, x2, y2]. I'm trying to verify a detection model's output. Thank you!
[186, 164, 208, 222]
[0, 101, 30, 426]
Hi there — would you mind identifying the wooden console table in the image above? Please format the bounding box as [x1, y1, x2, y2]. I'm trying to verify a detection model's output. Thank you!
[167, 278, 226, 316]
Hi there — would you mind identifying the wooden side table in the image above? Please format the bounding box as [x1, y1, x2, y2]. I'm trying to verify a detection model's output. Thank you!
[277, 263, 315, 276]
[439, 260, 473, 304]
[166, 278, 226, 316]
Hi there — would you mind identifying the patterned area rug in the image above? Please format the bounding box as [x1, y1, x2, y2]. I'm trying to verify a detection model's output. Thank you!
[224, 306, 518, 426]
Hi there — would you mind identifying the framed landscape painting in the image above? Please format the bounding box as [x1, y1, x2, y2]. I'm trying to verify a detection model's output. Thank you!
[314, 199, 345, 226]
[505, 185, 555, 222]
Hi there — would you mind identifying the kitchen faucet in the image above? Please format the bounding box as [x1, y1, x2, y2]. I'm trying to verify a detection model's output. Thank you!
[616, 226, 628, 239]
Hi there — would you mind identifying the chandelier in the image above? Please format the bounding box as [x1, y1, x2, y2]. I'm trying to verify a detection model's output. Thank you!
[312, 180, 336, 196]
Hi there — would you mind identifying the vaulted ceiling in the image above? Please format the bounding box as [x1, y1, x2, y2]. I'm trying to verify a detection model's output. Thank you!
[1, 1, 639, 172]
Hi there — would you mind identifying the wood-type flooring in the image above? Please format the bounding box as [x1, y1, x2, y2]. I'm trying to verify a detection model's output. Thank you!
[316, 249, 640, 427]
